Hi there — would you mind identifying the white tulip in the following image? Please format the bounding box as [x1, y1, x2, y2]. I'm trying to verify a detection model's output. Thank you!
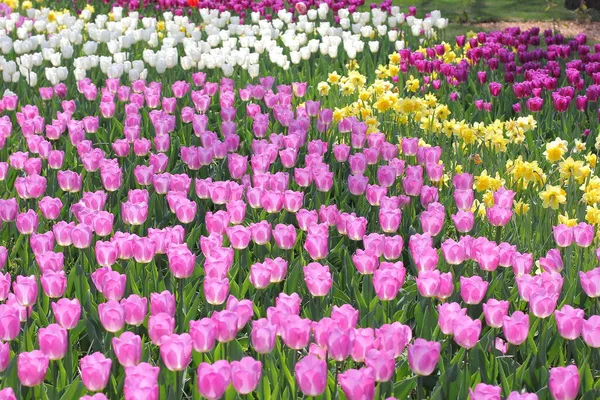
[181, 55, 194, 70]
[128, 68, 139, 81]
[221, 63, 233, 77]
[83, 41, 98, 56]
[411, 24, 421, 36]
[340, 18, 350, 30]
[113, 52, 127, 64]
[60, 44, 73, 59]
[248, 63, 259, 78]
[368, 41, 379, 53]
[290, 51, 301, 64]
[436, 18, 448, 29]
[49, 52, 61, 67]
[318, 4, 329, 20]
[0, 37, 12, 54]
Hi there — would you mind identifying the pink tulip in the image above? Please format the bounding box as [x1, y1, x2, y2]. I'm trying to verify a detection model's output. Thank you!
[99, 270, 127, 301]
[281, 315, 311, 349]
[338, 368, 375, 400]
[460, 275, 488, 305]
[197, 360, 231, 400]
[365, 348, 395, 382]
[539, 249, 564, 273]
[148, 312, 175, 346]
[402, 137, 419, 155]
[530, 290, 558, 318]
[580, 267, 600, 297]
[346, 215, 367, 241]
[0, 342, 8, 372]
[295, 355, 327, 396]
[483, 299, 509, 328]
[273, 224, 296, 249]
[486, 205, 512, 226]
[251, 318, 277, 354]
[553, 224, 574, 247]
[352, 249, 379, 275]
[39, 197, 62, 220]
[189, 318, 216, 353]
[366, 184, 387, 206]
[121, 294, 147, 326]
[416, 270, 440, 298]
[554, 305, 584, 340]
[379, 208, 401, 233]
[373, 269, 402, 301]
[80, 352, 112, 391]
[98, 300, 125, 333]
[13, 275, 37, 307]
[407, 338, 441, 376]
[442, 239, 466, 265]
[204, 277, 229, 305]
[374, 322, 411, 358]
[38, 323, 68, 360]
[226, 296, 253, 330]
[502, 311, 529, 345]
[0, 388, 15, 400]
[0, 248, 6, 271]
[251, 221, 271, 245]
[112, 332, 142, 367]
[160, 333, 193, 371]
[150, 291, 176, 317]
[304, 233, 328, 261]
[507, 392, 538, 400]
[18, 351, 49, 387]
[582, 316, 600, 347]
[167, 244, 195, 278]
[52, 298, 81, 329]
[80, 394, 108, 400]
[212, 310, 238, 343]
[304, 262, 332, 297]
[573, 222, 594, 247]
[512, 252, 533, 276]
[469, 383, 502, 400]
[348, 174, 369, 195]
[351, 328, 375, 363]
[453, 315, 481, 349]
[549, 365, 580, 400]
[124, 363, 159, 400]
[327, 327, 354, 362]
[231, 357, 261, 394]
[132, 237, 155, 263]
[454, 189, 475, 211]
[71, 223, 93, 249]
[16, 210, 38, 235]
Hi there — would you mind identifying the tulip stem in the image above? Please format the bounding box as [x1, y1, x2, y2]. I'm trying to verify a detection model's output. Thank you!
[176, 369, 183, 400]
[178, 278, 185, 333]
[417, 375, 424, 399]
[53, 361, 58, 400]
[494, 225, 502, 244]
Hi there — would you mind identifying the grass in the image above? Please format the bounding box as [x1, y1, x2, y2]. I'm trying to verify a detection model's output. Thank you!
[391, 0, 599, 22]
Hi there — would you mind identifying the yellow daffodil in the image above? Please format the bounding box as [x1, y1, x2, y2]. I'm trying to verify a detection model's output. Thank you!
[539, 185, 567, 209]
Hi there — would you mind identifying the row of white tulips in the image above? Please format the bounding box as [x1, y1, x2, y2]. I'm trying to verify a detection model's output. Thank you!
[0, 4, 447, 86]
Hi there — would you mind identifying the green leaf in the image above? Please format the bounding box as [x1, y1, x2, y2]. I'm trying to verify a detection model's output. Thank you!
[394, 376, 417, 399]
[59, 380, 87, 400]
